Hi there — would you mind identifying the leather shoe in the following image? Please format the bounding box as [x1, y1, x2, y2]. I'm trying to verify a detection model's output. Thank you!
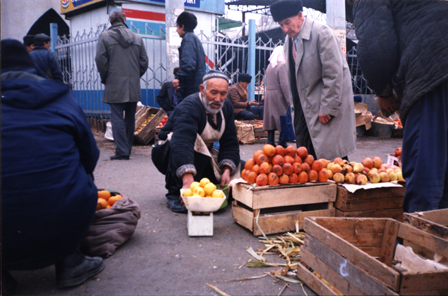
[55, 251, 105, 289]
[110, 155, 129, 160]
[166, 199, 187, 213]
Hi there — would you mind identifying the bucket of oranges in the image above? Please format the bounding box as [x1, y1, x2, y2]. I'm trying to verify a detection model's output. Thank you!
[181, 178, 226, 212]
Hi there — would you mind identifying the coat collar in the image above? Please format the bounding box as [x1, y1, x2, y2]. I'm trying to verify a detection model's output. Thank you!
[298, 17, 312, 41]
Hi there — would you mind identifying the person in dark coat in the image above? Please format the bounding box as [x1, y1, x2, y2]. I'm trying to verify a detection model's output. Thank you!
[228, 73, 264, 120]
[29, 33, 63, 82]
[23, 34, 34, 52]
[95, 10, 149, 160]
[353, 0, 448, 213]
[156, 67, 182, 116]
[173, 11, 206, 99]
[1, 39, 104, 290]
[156, 71, 240, 212]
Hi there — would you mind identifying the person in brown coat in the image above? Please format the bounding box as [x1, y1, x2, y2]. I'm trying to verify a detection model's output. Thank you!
[228, 74, 263, 120]
[263, 46, 290, 147]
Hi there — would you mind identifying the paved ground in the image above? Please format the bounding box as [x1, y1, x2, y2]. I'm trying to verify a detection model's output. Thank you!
[6, 134, 402, 296]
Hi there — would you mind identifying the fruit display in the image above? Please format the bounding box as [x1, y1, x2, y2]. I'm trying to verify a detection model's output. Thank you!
[157, 115, 169, 128]
[393, 118, 402, 129]
[96, 190, 123, 210]
[181, 178, 224, 198]
[135, 114, 156, 135]
[241, 144, 405, 186]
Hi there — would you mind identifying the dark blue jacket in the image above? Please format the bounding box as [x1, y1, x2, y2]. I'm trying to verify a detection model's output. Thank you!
[176, 32, 206, 98]
[2, 68, 99, 270]
[354, 0, 448, 124]
[29, 46, 64, 82]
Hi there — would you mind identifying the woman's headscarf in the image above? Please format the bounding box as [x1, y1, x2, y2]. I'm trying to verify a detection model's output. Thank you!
[268, 46, 285, 68]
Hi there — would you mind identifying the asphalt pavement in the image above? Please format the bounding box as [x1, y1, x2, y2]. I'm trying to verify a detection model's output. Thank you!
[6, 134, 402, 296]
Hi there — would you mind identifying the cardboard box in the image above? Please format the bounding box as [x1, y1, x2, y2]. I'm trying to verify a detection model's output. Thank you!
[335, 184, 405, 221]
[296, 217, 448, 295]
[134, 107, 166, 145]
[232, 182, 336, 235]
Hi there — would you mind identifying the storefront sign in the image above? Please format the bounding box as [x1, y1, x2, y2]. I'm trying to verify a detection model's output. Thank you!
[151, 0, 200, 8]
[61, 0, 106, 14]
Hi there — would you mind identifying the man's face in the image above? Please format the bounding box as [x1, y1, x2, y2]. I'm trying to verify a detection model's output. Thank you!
[239, 82, 249, 89]
[43, 41, 51, 50]
[176, 24, 186, 37]
[199, 78, 229, 114]
[278, 12, 304, 39]
[25, 45, 34, 53]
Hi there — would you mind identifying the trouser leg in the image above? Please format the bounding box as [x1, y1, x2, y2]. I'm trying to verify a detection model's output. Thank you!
[248, 106, 264, 120]
[267, 130, 276, 146]
[402, 81, 448, 212]
[109, 103, 129, 157]
[235, 110, 254, 120]
[124, 102, 137, 156]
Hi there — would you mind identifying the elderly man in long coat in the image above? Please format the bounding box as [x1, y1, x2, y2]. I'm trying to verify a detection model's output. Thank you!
[270, 0, 356, 160]
[96, 10, 148, 160]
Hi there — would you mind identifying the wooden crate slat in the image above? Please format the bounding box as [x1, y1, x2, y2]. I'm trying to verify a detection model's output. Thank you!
[400, 272, 448, 294]
[379, 219, 400, 266]
[300, 248, 367, 295]
[254, 208, 335, 236]
[397, 223, 448, 258]
[304, 217, 401, 291]
[404, 210, 448, 239]
[296, 262, 339, 296]
[303, 234, 399, 295]
[232, 201, 254, 232]
[335, 208, 403, 221]
[336, 196, 404, 212]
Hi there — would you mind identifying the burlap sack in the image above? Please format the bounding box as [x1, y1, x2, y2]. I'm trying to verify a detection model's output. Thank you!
[81, 194, 141, 258]
[236, 124, 255, 144]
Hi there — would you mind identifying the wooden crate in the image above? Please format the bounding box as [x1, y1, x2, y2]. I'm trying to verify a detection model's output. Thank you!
[335, 185, 405, 221]
[403, 208, 448, 259]
[134, 107, 165, 145]
[232, 182, 336, 235]
[296, 217, 448, 295]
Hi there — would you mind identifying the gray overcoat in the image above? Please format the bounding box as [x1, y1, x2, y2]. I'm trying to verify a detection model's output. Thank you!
[95, 23, 148, 104]
[284, 17, 356, 160]
[263, 61, 290, 132]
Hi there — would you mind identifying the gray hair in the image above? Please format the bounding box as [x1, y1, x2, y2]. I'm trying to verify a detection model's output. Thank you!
[109, 10, 126, 25]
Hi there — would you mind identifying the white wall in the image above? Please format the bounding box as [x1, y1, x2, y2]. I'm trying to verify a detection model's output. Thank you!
[1, 0, 68, 40]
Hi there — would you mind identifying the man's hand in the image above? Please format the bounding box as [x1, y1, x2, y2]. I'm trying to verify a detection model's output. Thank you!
[221, 167, 231, 187]
[319, 114, 332, 124]
[249, 101, 259, 107]
[377, 95, 399, 114]
[172, 79, 180, 89]
[182, 173, 194, 189]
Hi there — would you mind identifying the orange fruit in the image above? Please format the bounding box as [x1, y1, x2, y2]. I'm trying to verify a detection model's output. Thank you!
[97, 198, 108, 210]
[293, 155, 302, 164]
[304, 154, 315, 166]
[279, 174, 289, 184]
[108, 194, 123, 206]
[98, 190, 111, 200]
[289, 173, 299, 184]
[255, 153, 268, 165]
[297, 147, 308, 159]
[285, 145, 296, 157]
[246, 171, 258, 184]
[273, 164, 283, 176]
[259, 162, 271, 175]
[284, 155, 295, 165]
[293, 162, 303, 174]
[251, 164, 260, 174]
[267, 172, 279, 185]
[308, 170, 318, 182]
[302, 162, 311, 173]
[298, 171, 308, 183]
[253, 150, 263, 161]
[311, 160, 323, 172]
[272, 155, 285, 167]
[244, 158, 255, 171]
[275, 145, 285, 156]
[241, 169, 247, 181]
[256, 174, 268, 186]
[263, 144, 276, 157]
[106, 205, 111, 209]
[318, 170, 329, 182]
[283, 162, 294, 175]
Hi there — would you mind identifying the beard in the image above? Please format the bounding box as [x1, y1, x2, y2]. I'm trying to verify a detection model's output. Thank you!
[201, 94, 223, 114]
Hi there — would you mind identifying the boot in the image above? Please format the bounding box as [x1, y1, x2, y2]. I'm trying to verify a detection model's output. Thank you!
[278, 131, 288, 148]
[166, 185, 187, 213]
[267, 130, 276, 146]
[55, 251, 105, 289]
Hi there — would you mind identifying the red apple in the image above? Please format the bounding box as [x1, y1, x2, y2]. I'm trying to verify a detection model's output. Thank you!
[372, 156, 383, 169]
[395, 147, 402, 157]
[361, 157, 373, 169]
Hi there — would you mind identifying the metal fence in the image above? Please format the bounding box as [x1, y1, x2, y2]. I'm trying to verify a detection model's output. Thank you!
[56, 25, 374, 131]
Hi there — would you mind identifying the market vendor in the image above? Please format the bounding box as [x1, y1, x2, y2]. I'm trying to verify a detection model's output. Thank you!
[154, 70, 241, 213]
